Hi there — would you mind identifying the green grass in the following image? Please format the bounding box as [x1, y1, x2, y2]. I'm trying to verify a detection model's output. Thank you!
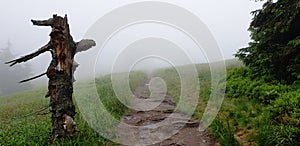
[0, 71, 147, 145]
[217, 66, 299, 145]
[209, 118, 239, 146]
[151, 60, 267, 145]
[2, 58, 298, 145]
[151, 59, 298, 145]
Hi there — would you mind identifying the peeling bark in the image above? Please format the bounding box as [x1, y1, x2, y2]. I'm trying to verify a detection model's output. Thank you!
[45, 15, 77, 139]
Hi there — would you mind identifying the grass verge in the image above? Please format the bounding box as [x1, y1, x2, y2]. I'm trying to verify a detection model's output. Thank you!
[0, 71, 147, 145]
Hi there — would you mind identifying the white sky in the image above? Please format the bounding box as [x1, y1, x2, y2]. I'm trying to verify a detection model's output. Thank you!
[0, 0, 264, 79]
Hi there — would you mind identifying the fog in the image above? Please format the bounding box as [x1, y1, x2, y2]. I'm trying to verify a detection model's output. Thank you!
[0, 0, 263, 85]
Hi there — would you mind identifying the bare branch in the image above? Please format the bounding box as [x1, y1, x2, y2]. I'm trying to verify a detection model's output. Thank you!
[19, 72, 47, 83]
[6, 42, 52, 66]
[31, 18, 53, 26]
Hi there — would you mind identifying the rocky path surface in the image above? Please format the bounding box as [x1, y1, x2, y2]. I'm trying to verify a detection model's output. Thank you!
[117, 79, 216, 146]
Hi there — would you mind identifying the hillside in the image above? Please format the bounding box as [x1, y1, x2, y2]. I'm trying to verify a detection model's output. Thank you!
[1, 58, 298, 145]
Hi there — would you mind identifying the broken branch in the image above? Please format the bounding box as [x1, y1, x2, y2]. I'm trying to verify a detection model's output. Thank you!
[6, 42, 52, 66]
[76, 39, 96, 53]
[31, 18, 54, 26]
[19, 72, 47, 83]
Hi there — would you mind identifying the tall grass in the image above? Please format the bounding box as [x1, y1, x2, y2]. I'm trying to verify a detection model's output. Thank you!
[0, 71, 147, 145]
[151, 60, 244, 145]
[224, 66, 300, 145]
[4, 59, 298, 145]
[209, 118, 239, 146]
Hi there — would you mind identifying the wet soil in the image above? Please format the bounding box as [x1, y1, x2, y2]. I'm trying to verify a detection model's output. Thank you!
[117, 80, 216, 146]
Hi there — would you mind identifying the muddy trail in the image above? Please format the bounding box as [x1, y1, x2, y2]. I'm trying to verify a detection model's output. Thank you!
[117, 79, 215, 146]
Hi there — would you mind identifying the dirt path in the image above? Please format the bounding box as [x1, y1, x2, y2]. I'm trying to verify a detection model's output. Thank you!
[117, 79, 216, 146]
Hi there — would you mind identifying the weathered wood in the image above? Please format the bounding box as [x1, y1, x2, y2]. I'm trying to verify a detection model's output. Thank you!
[31, 18, 54, 26]
[5, 42, 52, 66]
[6, 14, 96, 141]
[76, 39, 96, 53]
[47, 15, 77, 139]
[19, 72, 46, 83]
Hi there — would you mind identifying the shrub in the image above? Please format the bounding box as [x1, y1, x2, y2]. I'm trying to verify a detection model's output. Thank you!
[226, 66, 300, 145]
[226, 67, 253, 98]
[268, 89, 300, 126]
[226, 67, 290, 104]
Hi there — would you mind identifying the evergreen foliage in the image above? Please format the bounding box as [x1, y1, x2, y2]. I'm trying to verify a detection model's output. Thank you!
[236, 0, 300, 84]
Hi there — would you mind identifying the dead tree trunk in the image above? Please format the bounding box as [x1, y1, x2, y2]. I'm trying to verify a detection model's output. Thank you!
[6, 14, 95, 140]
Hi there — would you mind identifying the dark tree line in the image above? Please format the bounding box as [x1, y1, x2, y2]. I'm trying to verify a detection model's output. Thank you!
[236, 0, 300, 84]
[0, 41, 32, 95]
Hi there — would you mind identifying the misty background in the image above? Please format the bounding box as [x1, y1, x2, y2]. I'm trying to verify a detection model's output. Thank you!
[0, 0, 263, 94]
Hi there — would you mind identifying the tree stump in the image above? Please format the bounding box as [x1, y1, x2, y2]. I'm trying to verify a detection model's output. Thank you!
[6, 14, 96, 141]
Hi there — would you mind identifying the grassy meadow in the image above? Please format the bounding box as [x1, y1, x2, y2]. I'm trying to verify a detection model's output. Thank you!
[0, 71, 147, 145]
[152, 59, 299, 146]
[0, 59, 299, 145]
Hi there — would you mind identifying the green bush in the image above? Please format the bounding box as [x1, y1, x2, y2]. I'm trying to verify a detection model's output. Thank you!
[252, 83, 283, 104]
[225, 67, 252, 98]
[268, 89, 300, 126]
[226, 67, 290, 104]
[225, 66, 300, 145]
[264, 83, 300, 145]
